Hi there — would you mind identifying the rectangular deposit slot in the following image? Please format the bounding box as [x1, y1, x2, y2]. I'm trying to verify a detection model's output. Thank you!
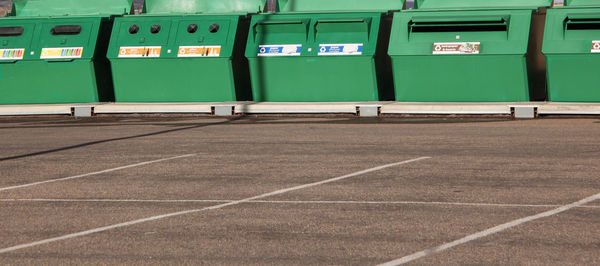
[564, 15, 600, 39]
[410, 17, 508, 33]
[0, 26, 24, 36]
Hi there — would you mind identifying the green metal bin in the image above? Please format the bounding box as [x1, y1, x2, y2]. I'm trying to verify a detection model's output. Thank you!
[543, 0, 600, 102]
[245, 0, 403, 102]
[107, 0, 263, 102]
[0, 0, 131, 105]
[389, 0, 552, 102]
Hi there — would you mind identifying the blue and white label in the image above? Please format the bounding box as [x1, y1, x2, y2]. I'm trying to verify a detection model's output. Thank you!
[257, 44, 302, 56]
[318, 43, 363, 56]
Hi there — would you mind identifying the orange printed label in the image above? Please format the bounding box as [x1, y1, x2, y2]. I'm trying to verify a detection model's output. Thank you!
[178, 46, 221, 57]
[118, 46, 162, 58]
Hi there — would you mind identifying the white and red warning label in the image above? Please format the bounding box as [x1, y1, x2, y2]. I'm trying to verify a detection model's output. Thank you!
[433, 42, 480, 55]
[118, 46, 162, 58]
[178, 46, 221, 57]
[40, 47, 83, 59]
[0, 48, 25, 60]
[592, 41, 600, 53]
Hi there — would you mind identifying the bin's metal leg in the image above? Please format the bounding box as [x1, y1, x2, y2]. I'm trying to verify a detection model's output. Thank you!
[512, 107, 536, 119]
[357, 105, 380, 117]
[72, 106, 93, 117]
[213, 105, 234, 116]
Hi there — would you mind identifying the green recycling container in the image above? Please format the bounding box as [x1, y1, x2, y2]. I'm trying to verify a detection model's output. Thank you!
[543, 0, 600, 102]
[389, 0, 552, 102]
[107, 0, 263, 102]
[0, 0, 131, 105]
[245, 0, 403, 102]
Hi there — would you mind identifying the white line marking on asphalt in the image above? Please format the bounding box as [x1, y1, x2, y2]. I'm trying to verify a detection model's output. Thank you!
[378, 192, 600, 266]
[2, 198, 600, 209]
[0, 156, 430, 254]
[0, 154, 197, 192]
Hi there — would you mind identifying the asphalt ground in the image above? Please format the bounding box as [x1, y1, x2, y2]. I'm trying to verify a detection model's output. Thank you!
[0, 115, 599, 265]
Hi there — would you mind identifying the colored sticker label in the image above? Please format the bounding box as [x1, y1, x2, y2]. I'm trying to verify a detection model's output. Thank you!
[318, 44, 363, 56]
[40, 47, 83, 59]
[0, 48, 25, 60]
[592, 41, 600, 53]
[257, 44, 302, 56]
[433, 42, 480, 55]
[118, 46, 162, 58]
[178, 46, 221, 57]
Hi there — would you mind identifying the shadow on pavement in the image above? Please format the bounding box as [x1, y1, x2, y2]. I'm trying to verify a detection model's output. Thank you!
[0, 117, 243, 162]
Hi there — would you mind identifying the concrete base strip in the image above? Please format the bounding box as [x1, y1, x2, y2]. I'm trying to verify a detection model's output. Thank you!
[1, 199, 600, 209]
[381, 102, 513, 115]
[5, 102, 600, 116]
[235, 102, 362, 114]
[94, 103, 214, 114]
[0, 154, 197, 192]
[0, 104, 73, 116]
[379, 191, 600, 266]
[0, 156, 430, 254]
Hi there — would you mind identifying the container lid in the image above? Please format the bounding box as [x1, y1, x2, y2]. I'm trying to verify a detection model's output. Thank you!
[271, 0, 404, 13]
[410, 0, 552, 10]
[143, 0, 264, 14]
[16, 0, 132, 17]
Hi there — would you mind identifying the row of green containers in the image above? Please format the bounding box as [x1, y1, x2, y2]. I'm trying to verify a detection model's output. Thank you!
[1, 0, 599, 104]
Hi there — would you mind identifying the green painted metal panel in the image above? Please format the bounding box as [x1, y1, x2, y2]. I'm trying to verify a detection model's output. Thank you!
[246, 12, 391, 102]
[389, 10, 533, 102]
[543, 8, 600, 54]
[0, 17, 114, 104]
[107, 14, 251, 102]
[274, 0, 404, 12]
[563, 0, 600, 7]
[144, 0, 264, 14]
[543, 7, 600, 101]
[17, 0, 131, 17]
[413, 0, 552, 10]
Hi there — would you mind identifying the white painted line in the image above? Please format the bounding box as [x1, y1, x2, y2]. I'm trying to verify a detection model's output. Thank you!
[379, 191, 600, 266]
[0, 156, 430, 254]
[2, 198, 600, 209]
[0, 154, 197, 192]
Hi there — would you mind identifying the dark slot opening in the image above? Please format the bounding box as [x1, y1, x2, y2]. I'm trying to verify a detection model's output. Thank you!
[0, 26, 24, 36]
[566, 19, 600, 30]
[410, 20, 507, 33]
[187, 24, 198, 33]
[129, 24, 140, 34]
[51, 25, 82, 35]
[209, 23, 220, 33]
[150, 24, 161, 34]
